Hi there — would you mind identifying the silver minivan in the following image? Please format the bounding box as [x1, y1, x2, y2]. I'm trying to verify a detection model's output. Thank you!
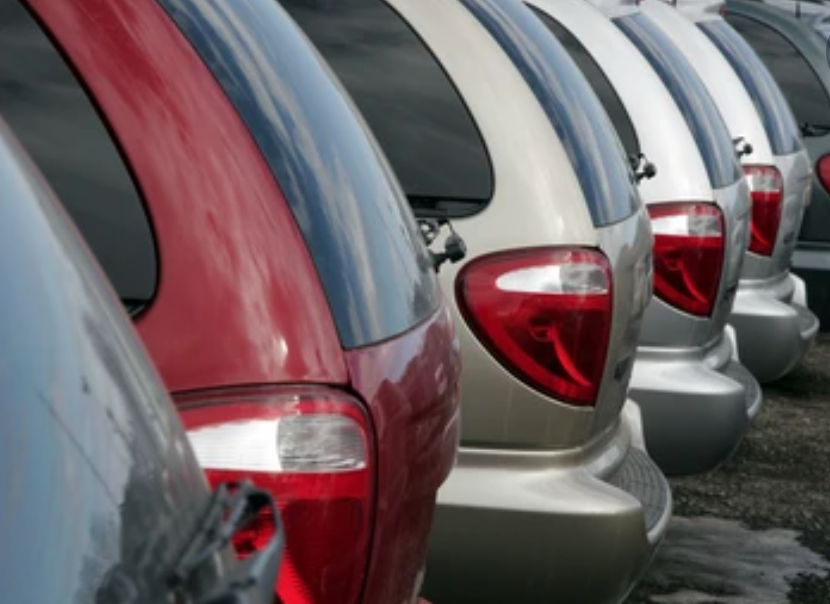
[281, 0, 670, 601]
[567, 0, 758, 475]
[651, 0, 820, 382]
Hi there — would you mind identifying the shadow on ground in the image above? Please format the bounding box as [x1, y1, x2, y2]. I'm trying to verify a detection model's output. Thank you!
[627, 335, 830, 604]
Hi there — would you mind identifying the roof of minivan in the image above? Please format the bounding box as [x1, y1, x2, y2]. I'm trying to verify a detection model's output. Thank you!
[0, 122, 213, 602]
[533, 0, 714, 203]
[642, 0, 775, 162]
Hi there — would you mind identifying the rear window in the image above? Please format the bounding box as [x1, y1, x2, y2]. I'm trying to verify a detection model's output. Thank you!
[727, 13, 830, 132]
[158, 0, 440, 348]
[616, 14, 743, 189]
[459, 0, 639, 227]
[700, 20, 802, 155]
[281, 0, 494, 217]
[0, 0, 156, 311]
[532, 9, 641, 159]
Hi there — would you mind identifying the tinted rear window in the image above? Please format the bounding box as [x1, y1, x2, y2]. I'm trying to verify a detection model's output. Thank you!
[700, 20, 802, 155]
[459, 0, 639, 227]
[281, 0, 493, 216]
[0, 1, 156, 310]
[158, 0, 440, 348]
[532, 9, 640, 159]
[616, 14, 742, 188]
[727, 13, 830, 132]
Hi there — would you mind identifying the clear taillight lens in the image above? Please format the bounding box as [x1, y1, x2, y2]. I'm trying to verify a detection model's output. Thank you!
[744, 165, 784, 256]
[177, 387, 373, 604]
[649, 202, 725, 317]
[456, 248, 613, 407]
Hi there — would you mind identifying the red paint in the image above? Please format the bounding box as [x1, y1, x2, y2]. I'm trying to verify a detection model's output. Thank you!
[27, 0, 347, 391]
[26, 0, 461, 602]
[346, 308, 461, 604]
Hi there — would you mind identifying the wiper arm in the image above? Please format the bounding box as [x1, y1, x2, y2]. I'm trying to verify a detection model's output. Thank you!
[417, 216, 467, 273]
[733, 137, 754, 159]
[168, 481, 284, 604]
[800, 122, 830, 137]
[628, 152, 657, 183]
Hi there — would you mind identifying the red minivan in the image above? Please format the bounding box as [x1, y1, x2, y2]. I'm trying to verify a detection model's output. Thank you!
[0, 0, 461, 603]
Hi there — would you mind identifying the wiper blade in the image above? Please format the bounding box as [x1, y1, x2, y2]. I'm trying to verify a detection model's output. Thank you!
[168, 481, 283, 604]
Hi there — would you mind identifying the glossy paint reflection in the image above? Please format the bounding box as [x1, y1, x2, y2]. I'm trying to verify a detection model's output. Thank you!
[159, 0, 440, 349]
[26, 0, 347, 389]
[0, 126, 210, 602]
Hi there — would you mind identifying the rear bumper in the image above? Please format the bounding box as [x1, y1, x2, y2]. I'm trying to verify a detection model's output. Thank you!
[423, 404, 671, 604]
[730, 273, 819, 382]
[629, 331, 762, 476]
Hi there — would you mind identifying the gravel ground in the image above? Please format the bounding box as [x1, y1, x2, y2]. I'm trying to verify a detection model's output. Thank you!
[627, 335, 830, 604]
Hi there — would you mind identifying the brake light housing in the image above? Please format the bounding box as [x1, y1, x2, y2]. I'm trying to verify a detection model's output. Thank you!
[456, 248, 613, 407]
[817, 154, 830, 196]
[744, 165, 784, 256]
[648, 202, 725, 317]
[177, 387, 374, 604]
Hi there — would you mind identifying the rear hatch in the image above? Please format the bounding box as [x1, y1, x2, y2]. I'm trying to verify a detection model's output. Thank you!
[615, 10, 750, 346]
[457, 0, 652, 437]
[0, 128, 259, 603]
[698, 17, 811, 281]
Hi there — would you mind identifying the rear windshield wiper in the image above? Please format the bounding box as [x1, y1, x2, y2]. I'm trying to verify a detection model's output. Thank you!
[628, 152, 657, 183]
[409, 201, 468, 273]
[800, 122, 830, 137]
[168, 481, 284, 604]
[733, 137, 754, 159]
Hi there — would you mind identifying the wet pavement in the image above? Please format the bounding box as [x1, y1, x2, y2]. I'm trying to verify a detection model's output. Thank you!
[627, 335, 830, 604]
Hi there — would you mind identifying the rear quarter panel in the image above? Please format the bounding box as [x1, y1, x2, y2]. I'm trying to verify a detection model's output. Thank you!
[345, 306, 461, 604]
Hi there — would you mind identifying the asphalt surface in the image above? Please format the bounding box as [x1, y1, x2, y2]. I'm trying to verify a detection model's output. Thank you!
[627, 335, 830, 604]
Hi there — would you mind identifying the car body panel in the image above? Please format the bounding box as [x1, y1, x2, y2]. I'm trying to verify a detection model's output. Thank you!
[547, 0, 758, 475]
[25, 0, 350, 391]
[730, 272, 820, 380]
[345, 307, 461, 604]
[22, 1, 460, 602]
[429, 399, 671, 604]
[0, 121, 230, 602]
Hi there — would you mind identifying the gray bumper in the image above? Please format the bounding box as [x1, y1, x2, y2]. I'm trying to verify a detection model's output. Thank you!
[423, 405, 671, 604]
[629, 332, 762, 477]
[730, 273, 819, 383]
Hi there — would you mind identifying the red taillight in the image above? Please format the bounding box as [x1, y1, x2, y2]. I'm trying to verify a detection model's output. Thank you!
[456, 248, 612, 407]
[648, 202, 725, 317]
[816, 155, 830, 196]
[744, 165, 784, 256]
[177, 387, 373, 604]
